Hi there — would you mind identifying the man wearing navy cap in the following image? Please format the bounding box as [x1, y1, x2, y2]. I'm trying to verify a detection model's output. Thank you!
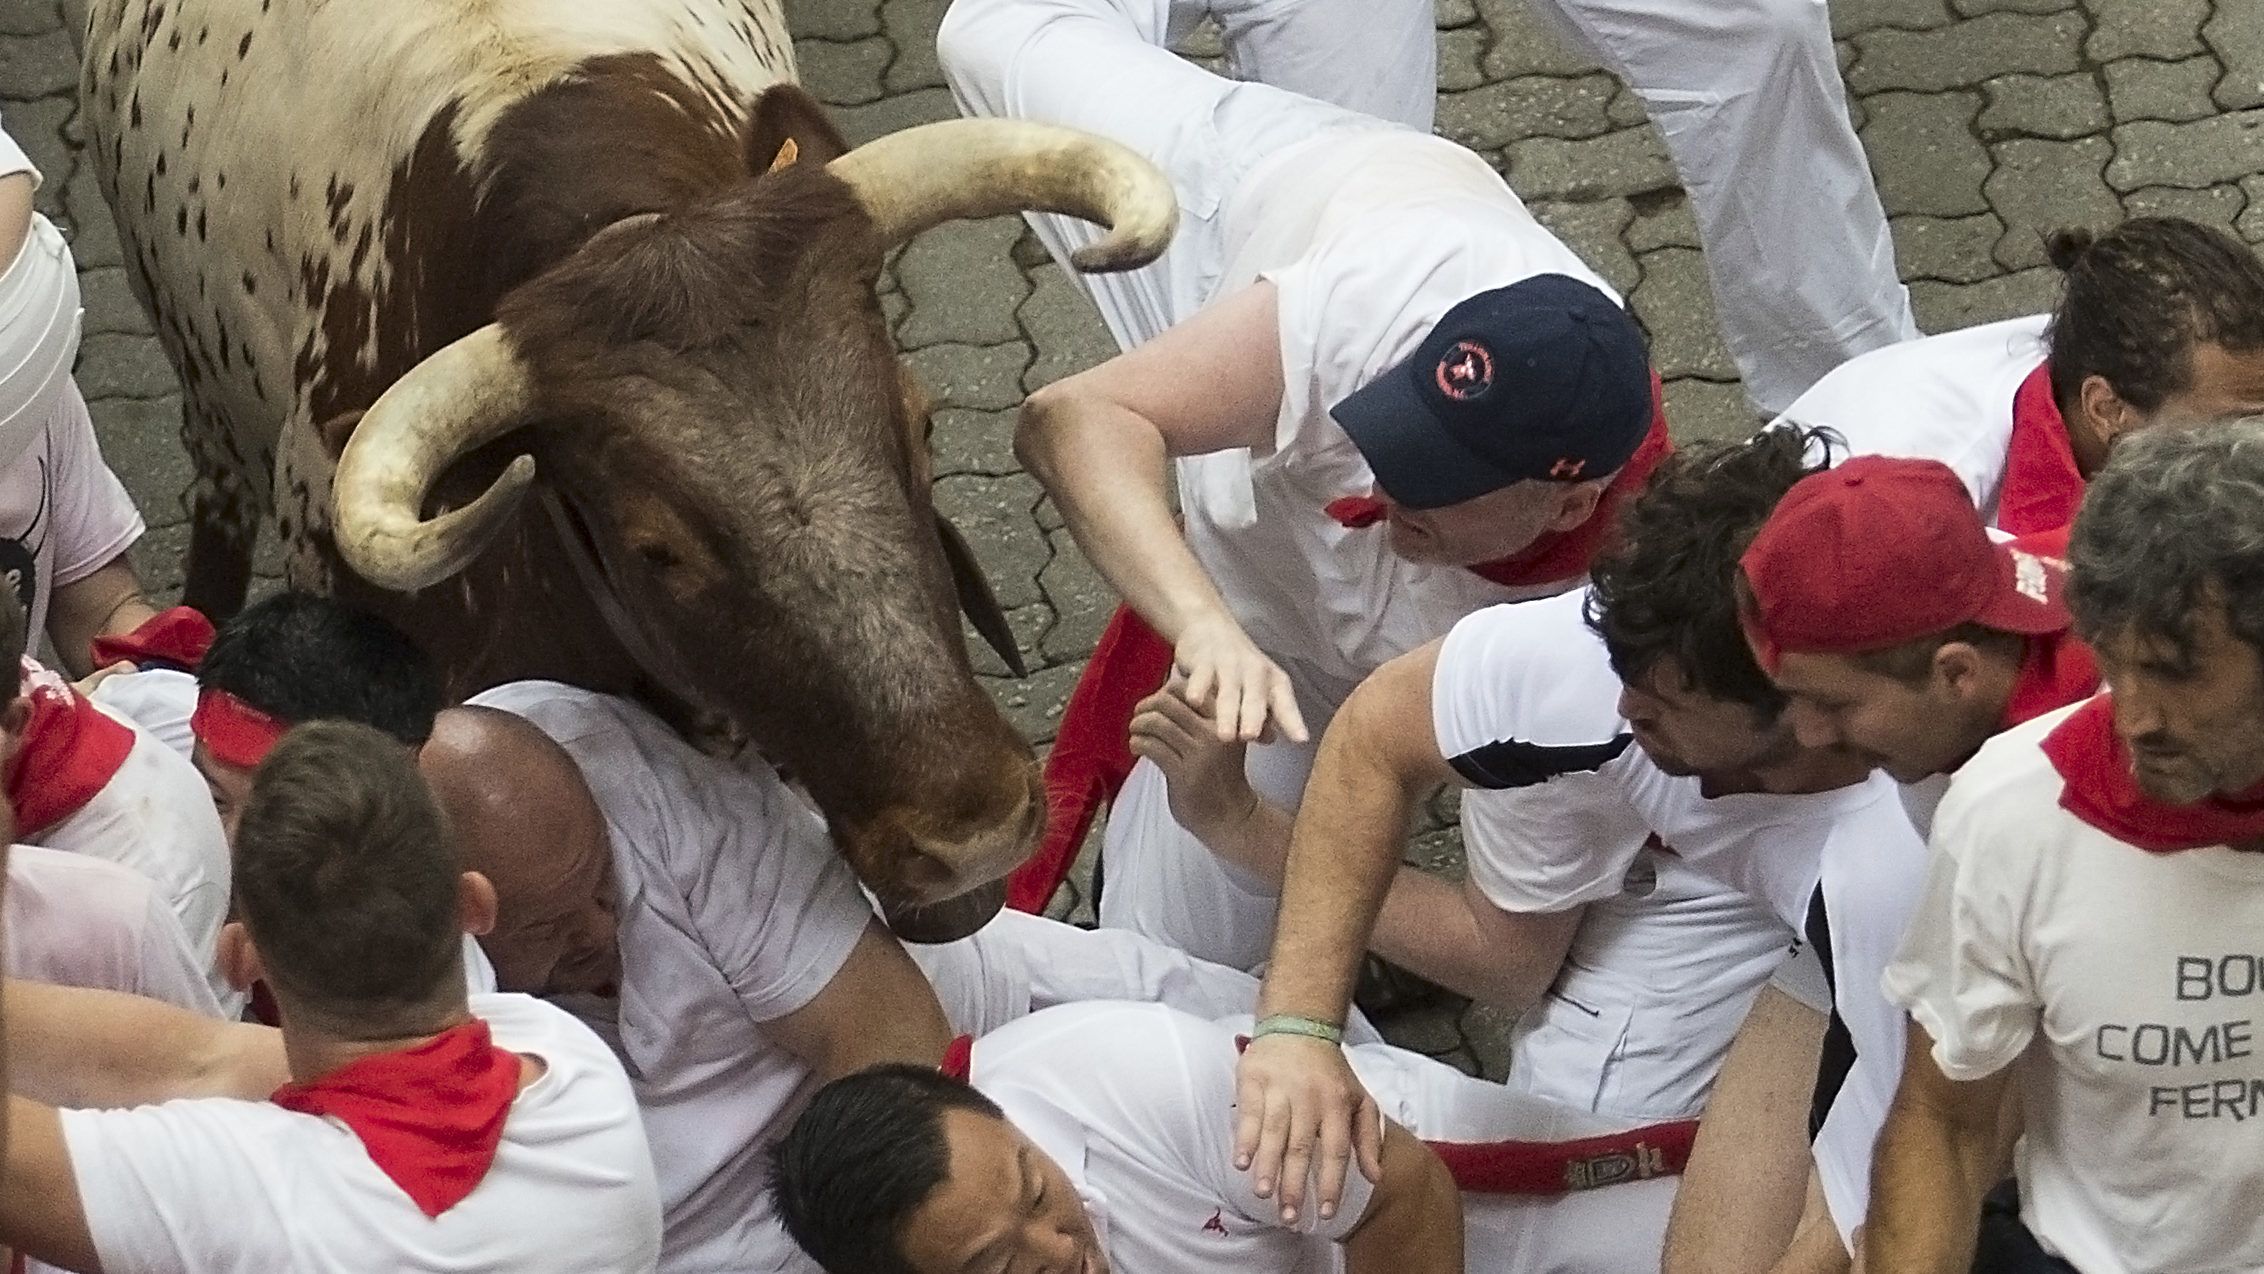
[940, 0, 1664, 972]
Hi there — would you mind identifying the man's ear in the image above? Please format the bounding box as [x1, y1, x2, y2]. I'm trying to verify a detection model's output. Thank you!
[2078, 373, 2140, 444]
[745, 84, 853, 172]
[1546, 479, 1610, 534]
[1933, 641, 1986, 696]
[219, 921, 265, 994]
[458, 870, 499, 939]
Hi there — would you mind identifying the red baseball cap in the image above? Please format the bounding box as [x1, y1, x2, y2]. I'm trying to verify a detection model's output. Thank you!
[1739, 455, 2070, 671]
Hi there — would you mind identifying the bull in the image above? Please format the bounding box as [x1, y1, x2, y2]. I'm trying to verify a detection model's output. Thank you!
[80, 0, 1173, 936]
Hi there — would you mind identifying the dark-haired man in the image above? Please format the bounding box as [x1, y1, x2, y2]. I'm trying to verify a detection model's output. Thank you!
[1168, 430, 1925, 1268]
[1867, 421, 2264, 1272]
[1778, 216, 2264, 537]
[774, 1000, 1701, 1274]
[0, 721, 662, 1272]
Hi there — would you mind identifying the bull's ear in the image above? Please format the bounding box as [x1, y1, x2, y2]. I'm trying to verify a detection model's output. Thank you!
[937, 514, 1027, 678]
[316, 410, 365, 463]
[745, 84, 852, 172]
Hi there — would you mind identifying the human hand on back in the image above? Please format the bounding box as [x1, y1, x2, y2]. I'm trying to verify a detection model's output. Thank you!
[1233, 1031, 1384, 1224]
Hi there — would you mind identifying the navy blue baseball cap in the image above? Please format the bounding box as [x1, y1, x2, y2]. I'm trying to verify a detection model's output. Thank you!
[1330, 274, 1653, 510]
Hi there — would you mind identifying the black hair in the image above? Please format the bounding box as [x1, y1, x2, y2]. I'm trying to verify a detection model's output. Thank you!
[769, 1064, 1007, 1274]
[1587, 425, 1839, 713]
[198, 591, 442, 746]
[2045, 217, 2264, 414]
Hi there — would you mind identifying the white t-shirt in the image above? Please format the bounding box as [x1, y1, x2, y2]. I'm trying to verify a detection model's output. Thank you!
[4, 843, 221, 1016]
[88, 666, 197, 759]
[1773, 315, 2049, 523]
[1176, 130, 1613, 708]
[1884, 703, 2264, 1274]
[59, 993, 663, 1273]
[469, 681, 873, 1274]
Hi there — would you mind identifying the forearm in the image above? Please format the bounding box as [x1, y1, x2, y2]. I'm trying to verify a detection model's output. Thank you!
[1257, 754, 1418, 1026]
[1665, 986, 1828, 1274]
[2, 980, 275, 1108]
[47, 556, 156, 677]
[1859, 1098, 1996, 1273]
[1368, 871, 1558, 1010]
[1017, 392, 1236, 642]
[1343, 1124, 1463, 1274]
[1186, 792, 1297, 885]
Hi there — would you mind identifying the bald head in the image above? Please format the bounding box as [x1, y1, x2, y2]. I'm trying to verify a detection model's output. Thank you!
[422, 706, 620, 996]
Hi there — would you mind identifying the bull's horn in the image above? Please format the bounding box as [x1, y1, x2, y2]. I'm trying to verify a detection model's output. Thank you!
[332, 324, 539, 592]
[827, 119, 1176, 273]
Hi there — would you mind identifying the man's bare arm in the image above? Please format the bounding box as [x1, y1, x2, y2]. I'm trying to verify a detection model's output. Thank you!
[765, 922, 955, 1081]
[1017, 281, 1305, 743]
[1342, 1119, 1463, 1274]
[2, 979, 285, 1109]
[1857, 1018, 2016, 1274]
[47, 556, 158, 678]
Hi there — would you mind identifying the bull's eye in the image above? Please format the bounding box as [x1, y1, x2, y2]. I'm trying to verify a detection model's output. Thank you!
[634, 540, 681, 572]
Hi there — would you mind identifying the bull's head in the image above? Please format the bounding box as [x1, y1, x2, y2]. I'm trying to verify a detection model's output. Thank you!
[327, 90, 1174, 938]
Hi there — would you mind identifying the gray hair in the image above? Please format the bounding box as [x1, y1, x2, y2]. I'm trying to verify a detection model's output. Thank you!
[2069, 418, 2264, 661]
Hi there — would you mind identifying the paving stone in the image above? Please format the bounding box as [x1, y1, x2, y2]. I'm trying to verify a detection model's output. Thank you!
[1604, 83, 1648, 130]
[77, 265, 151, 335]
[2102, 55, 2228, 123]
[73, 334, 178, 399]
[1476, 0, 1600, 79]
[1986, 136, 2120, 269]
[1460, 1000, 1519, 1081]
[1890, 213, 2005, 283]
[792, 37, 890, 107]
[1038, 529, 1112, 663]
[1528, 198, 1638, 296]
[1977, 72, 2107, 138]
[904, 342, 1032, 411]
[881, 0, 950, 94]
[2107, 110, 2264, 191]
[1625, 189, 1700, 252]
[130, 520, 191, 602]
[881, 288, 908, 333]
[934, 471, 1048, 610]
[0, 26, 76, 98]
[1662, 376, 1755, 443]
[2205, 2, 2264, 110]
[2121, 184, 2249, 241]
[1862, 91, 1991, 217]
[829, 86, 955, 149]
[980, 659, 1082, 747]
[87, 393, 192, 519]
[62, 164, 122, 268]
[1379, 1003, 1470, 1058]
[1019, 264, 1118, 392]
[1503, 124, 1677, 202]
[1908, 266, 2060, 332]
[929, 406, 1017, 478]
[1437, 26, 1488, 93]
[788, 0, 883, 43]
[1174, 19, 1223, 60]
[1951, 0, 2078, 14]
[1848, 11, 2085, 94]
[2241, 176, 2264, 242]
[1436, 0, 1479, 29]
[6, 94, 72, 200]
[1832, 0, 1954, 36]
[2084, 0, 2209, 62]
[1437, 73, 1616, 149]
[1631, 248, 1736, 381]
[896, 217, 1030, 348]
[0, 0, 61, 38]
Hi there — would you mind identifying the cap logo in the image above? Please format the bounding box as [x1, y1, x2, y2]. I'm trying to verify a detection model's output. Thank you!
[1435, 340, 1494, 401]
[1549, 457, 1587, 480]
[2013, 549, 2049, 603]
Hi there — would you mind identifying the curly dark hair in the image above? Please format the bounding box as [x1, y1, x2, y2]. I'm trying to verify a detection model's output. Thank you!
[2045, 217, 2264, 414]
[1586, 425, 1840, 712]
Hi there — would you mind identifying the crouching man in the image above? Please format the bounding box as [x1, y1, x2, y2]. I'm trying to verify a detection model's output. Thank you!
[773, 1001, 1701, 1274]
[0, 722, 662, 1272]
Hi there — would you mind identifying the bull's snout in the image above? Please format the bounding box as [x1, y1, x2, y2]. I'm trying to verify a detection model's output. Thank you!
[844, 758, 1046, 942]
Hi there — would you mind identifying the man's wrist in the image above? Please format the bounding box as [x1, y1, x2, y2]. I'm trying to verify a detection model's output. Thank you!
[1251, 1013, 1344, 1045]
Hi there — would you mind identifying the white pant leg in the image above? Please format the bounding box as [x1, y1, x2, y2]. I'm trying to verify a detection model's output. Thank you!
[1209, 0, 1438, 129]
[1095, 732, 1316, 971]
[1529, 0, 1916, 412]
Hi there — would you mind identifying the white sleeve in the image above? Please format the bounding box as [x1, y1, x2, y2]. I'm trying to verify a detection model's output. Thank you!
[1432, 598, 1649, 912]
[1878, 778, 2043, 1082]
[62, 1102, 290, 1273]
[693, 768, 873, 1022]
[127, 888, 226, 1017]
[42, 384, 144, 588]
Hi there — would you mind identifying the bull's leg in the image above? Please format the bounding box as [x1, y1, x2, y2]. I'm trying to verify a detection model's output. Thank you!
[177, 402, 260, 617]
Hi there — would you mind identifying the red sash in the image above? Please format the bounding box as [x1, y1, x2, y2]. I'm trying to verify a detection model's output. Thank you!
[3, 673, 135, 838]
[1009, 379, 1674, 913]
[88, 605, 215, 673]
[2042, 695, 2264, 852]
[271, 1021, 522, 1218]
[1998, 363, 2085, 537]
[1426, 1118, 1697, 1195]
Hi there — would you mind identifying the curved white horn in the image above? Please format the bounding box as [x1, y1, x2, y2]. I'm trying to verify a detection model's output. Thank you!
[827, 118, 1176, 273]
[331, 324, 539, 592]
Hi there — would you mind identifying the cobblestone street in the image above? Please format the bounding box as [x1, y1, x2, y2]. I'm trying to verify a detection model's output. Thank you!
[8, 0, 2264, 1070]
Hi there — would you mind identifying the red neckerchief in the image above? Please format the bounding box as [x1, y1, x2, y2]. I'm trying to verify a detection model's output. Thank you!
[271, 1020, 522, 1218]
[88, 605, 215, 673]
[4, 675, 135, 838]
[1325, 373, 1675, 588]
[2042, 695, 2264, 853]
[1998, 363, 2085, 537]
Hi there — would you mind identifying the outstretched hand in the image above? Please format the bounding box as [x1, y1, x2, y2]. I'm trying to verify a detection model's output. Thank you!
[1233, 1032, 1385, 1224]
[1131, 681, 1257, 844]
[1173, 613, 1308, 745]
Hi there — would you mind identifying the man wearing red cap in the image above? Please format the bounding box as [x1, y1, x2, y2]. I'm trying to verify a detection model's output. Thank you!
[942, 0, 1670, 968]
[1777, 218, 2264, 539]
[1866, 421, 2264, 1272]
[0, 722, 664, 1272]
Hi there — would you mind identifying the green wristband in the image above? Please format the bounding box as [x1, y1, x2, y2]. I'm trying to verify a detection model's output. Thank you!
[1252, 1014, 1344, 1045]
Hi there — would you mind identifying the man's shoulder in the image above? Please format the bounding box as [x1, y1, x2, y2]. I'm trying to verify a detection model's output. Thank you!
[1434, 591, 1628, 780]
